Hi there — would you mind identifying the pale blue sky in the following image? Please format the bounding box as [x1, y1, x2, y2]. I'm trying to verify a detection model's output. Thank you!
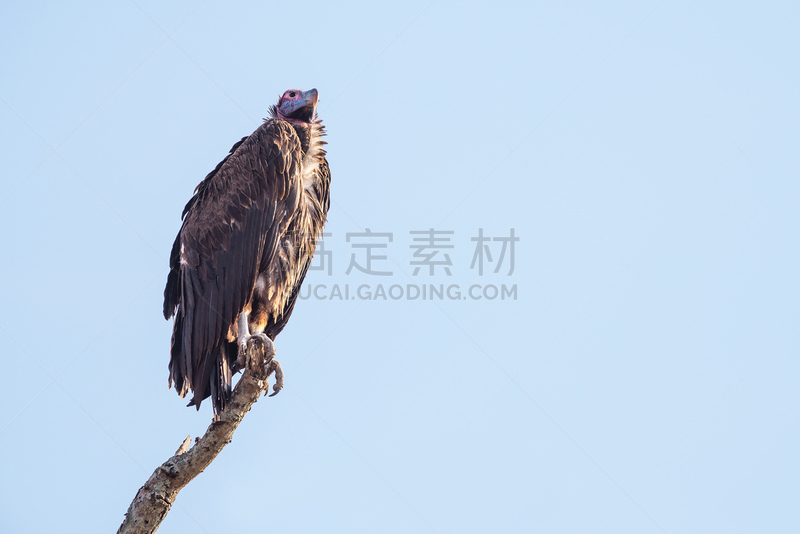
[1, 1, 798, 533]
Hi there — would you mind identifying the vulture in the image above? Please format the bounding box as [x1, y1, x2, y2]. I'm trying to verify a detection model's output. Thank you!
[163, 88, 331, 414]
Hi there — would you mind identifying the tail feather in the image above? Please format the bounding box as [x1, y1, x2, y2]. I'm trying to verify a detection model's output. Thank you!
[185, 340, 238, 413]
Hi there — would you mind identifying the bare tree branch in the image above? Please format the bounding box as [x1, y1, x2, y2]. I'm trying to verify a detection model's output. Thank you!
[117, 338, 280, 534]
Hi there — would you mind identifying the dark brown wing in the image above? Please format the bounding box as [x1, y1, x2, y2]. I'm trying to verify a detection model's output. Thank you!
[163, 120, 302, 411]
[264, 157, 332, 339]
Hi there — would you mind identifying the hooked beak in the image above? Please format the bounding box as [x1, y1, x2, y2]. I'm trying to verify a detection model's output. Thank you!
[303, 88, 319, 107]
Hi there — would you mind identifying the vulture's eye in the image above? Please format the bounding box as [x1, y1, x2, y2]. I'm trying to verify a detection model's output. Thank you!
[289, 92, 296, 98]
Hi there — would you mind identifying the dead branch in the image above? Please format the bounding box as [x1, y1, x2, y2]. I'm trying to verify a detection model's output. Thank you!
[117, 337, 279, 534]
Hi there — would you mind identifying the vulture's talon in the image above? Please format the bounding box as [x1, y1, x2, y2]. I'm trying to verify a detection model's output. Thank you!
[243, 333, 274, 358]
[239, 333, 277, 381]
[267, 360, 284, 397]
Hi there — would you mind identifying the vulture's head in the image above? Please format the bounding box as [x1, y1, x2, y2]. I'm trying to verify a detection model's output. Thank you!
[273, 88, 319, 125]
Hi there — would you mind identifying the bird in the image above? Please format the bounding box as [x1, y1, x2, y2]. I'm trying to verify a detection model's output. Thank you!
[163, 88, 331, 414]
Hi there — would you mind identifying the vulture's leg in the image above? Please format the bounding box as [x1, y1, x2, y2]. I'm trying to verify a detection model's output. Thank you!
[235, 312, 250, 368]
[237, 312, 253, 356]
[236, 311, 282, 396]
